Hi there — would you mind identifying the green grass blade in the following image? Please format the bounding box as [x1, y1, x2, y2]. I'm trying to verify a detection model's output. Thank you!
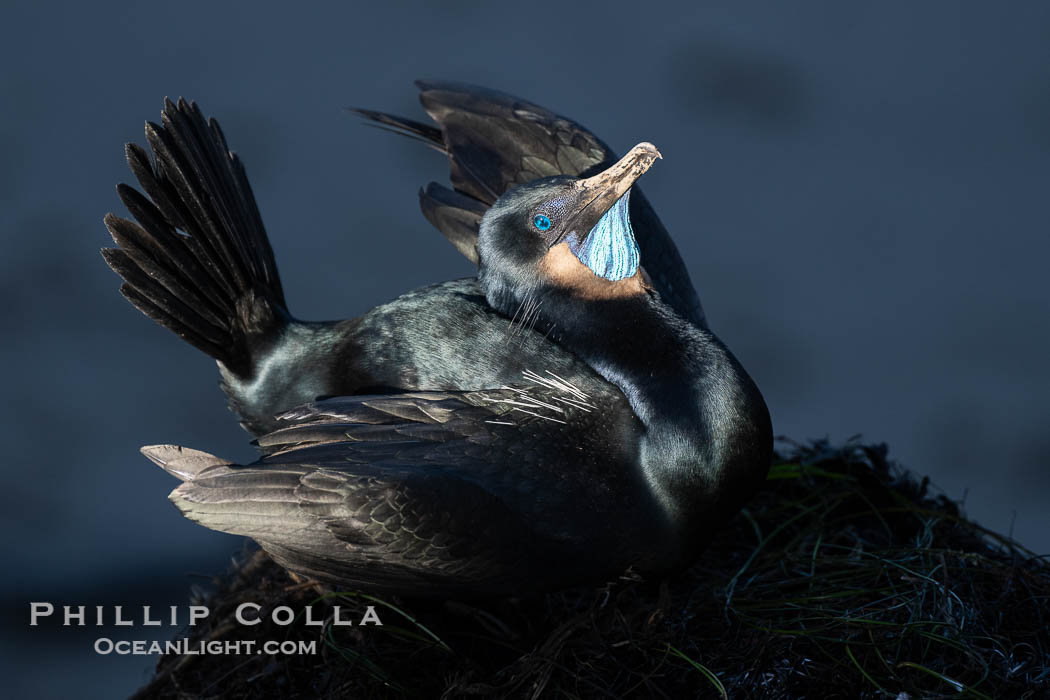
[845, 644, 885, 693]
[897, 662, 992, 700]
[312, 590, 452, 653]
[667, 644, 727, 700]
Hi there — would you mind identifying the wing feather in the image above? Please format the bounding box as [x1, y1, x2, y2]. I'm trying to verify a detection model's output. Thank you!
[358, 81, 706, 326]
[160, 385, 650, 594]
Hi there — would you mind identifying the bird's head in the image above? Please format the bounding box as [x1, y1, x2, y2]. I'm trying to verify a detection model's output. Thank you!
[477, 142, 662, 316]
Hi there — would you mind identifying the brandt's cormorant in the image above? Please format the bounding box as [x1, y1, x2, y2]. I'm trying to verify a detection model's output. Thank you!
[104, 86, 771, 596]
[103, 83, 704, 435]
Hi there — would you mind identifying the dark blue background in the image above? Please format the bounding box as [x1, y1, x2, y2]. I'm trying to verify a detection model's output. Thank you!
[3, 2, 1048, 696]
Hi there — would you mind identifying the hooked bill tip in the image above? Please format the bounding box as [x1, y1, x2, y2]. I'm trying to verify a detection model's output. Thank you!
[628, 142, 662, 160]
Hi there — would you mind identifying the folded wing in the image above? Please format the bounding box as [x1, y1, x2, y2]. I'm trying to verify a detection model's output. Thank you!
[146, 382, 649, 596]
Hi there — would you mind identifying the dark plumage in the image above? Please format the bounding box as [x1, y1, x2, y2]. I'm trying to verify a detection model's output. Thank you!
[103, 84, 702, 434]
[104, 85, 771, 597]
[356, 82, 705, 326]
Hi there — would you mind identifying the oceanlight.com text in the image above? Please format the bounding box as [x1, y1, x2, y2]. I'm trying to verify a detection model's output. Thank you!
[94, 638, 318, 656]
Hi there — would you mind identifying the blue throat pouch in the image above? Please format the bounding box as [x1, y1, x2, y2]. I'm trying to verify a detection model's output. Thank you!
[568, 189, 640, 281]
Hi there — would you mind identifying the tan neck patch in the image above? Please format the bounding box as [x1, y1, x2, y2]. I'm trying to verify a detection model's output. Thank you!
[540, 242, 651, 300]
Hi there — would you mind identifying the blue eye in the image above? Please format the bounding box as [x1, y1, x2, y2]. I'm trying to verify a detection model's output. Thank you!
[533, 214, 552, 231]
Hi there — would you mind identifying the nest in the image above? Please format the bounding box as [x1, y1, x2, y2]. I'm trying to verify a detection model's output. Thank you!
[130, 440, 1050, 699]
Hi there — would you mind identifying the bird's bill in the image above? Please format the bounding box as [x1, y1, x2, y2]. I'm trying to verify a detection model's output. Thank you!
[558, 142, 661, 245]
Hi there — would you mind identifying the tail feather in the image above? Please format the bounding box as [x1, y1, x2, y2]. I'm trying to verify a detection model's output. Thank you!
[118, 282, 230, 361]
[118, 145, 241, 307]
[102, 213, 226, 328]
[102, 245, 225, 342]
[145, 115, 252, 295]
[163, 103, 267, 290]
[117, 150, 242, 307]
[103, 98, 288, 377]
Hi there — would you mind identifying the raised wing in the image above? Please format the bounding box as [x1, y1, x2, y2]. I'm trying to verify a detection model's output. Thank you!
[416, 81, 614, 203]
[355, 81, 706, 327]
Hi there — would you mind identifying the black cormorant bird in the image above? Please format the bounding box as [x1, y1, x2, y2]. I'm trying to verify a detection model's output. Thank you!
[102, 83, 704, 435]
[141, 141, 771, 597]
[104, 85, 771, 596]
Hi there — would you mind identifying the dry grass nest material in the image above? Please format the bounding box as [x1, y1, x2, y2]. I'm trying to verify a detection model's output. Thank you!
[131, 439, 1050, 699]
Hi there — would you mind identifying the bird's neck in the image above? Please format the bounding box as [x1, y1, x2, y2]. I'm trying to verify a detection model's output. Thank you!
[542, 289, 772, 530]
